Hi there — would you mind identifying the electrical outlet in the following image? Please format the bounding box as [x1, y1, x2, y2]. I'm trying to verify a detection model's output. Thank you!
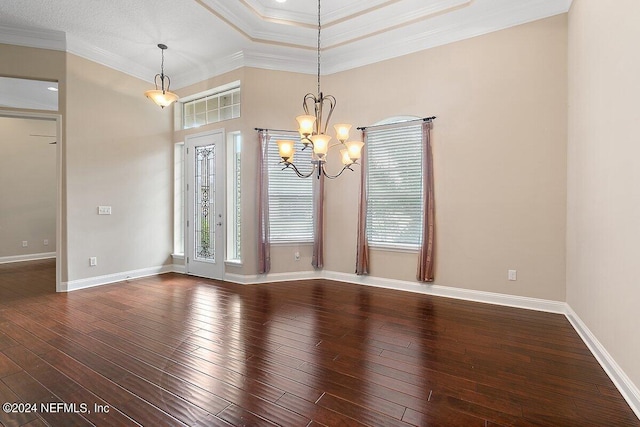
[98, 206, 112, 215]
[22, 241, 28, 247]
[294, 251, 300, 261]
[44, 239, 49, 246]
[90, 257, 98, 266]
[508, 270, 517, 281]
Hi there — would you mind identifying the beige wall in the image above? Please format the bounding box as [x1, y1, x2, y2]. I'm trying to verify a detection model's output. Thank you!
[65, 54, 173, 282]
[322, 14, 568, 300]
[567, 0, 640, 392]
[0, 117, 56, 258]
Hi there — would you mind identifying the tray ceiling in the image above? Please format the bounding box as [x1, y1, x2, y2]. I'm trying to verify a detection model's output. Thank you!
[0, 0, 571, 89]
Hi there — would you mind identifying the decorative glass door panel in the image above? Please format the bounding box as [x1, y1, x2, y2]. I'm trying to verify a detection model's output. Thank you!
[195, 145, 216, 262]
[185, 130, 225, 280]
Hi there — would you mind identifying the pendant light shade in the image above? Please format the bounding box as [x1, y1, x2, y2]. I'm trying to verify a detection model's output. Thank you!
[145, 44, 179, 109]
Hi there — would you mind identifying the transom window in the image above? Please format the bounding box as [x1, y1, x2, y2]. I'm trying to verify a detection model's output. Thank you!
[183, 85, 240, 129]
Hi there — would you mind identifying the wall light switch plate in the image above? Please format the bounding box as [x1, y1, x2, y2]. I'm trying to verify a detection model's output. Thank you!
[98, 206, 112, 215]
[508, 270, 517, 281]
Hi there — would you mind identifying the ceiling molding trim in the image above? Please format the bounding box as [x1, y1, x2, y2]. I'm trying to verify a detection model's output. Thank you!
[239, 0, 404, 28]
[194, 0, 254, 41]
[207, 0, 471, 51]
[175, 48, 318, 90]
[173, 51, 247, 90]
[322, 1, 571, 75]
[242, 49, 317, 75]
[239, 0, 316, 28]
[0, 24, 66, 52]
[322, 0, 471, 49]
[66, 36, 156, 84]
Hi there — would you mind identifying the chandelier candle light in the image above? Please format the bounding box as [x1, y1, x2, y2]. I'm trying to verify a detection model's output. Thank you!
[276, 0, 364, 179]
[144, 43, 179, 108]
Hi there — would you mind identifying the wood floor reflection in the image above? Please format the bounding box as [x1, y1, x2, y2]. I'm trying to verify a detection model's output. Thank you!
[0, 259, 638, 426]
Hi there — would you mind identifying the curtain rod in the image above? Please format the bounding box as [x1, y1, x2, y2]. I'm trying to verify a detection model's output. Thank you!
[256, 116, 435, 134]
[357, 116, 436, 131]
[254, 127, 297, 134]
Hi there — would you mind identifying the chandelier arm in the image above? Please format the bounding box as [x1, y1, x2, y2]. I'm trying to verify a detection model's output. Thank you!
[303, 93, 317, 116]
[322, 164, 354, 180]
[322, 95, 336, 135]
[281, 161, 317, 179]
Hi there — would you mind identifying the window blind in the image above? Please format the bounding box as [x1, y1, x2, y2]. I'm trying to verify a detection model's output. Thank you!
[366, 123, 423, 248]
[267, 133, 313, 242]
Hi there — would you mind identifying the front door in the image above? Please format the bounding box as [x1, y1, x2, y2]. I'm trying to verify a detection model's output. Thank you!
[185, 130, 225, 280]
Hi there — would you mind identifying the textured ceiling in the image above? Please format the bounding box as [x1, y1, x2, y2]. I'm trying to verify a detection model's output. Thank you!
[0, 0, 571, 89]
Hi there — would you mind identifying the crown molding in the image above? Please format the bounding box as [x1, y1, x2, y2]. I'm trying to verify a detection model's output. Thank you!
[322, 0, 571, 75]
[66, 35, 156, 84]
[0, 24, 65, 51]
[241, 0, 402, 27]
[173, 51, 246, 90]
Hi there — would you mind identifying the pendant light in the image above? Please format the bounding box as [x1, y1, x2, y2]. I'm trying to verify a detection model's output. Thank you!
[144, 43, 179, 108]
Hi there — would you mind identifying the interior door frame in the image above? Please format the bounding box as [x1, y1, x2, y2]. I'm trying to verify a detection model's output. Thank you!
[0, 110, 63, 292]
[184, 128, 226, 280]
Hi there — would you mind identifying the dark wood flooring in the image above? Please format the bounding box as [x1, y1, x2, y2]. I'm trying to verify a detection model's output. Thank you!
[0, 259, 638, 426]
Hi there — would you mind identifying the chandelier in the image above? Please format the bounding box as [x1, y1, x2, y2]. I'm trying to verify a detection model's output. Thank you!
[144, 43, 179, 108]
[276, 0, 364, 179]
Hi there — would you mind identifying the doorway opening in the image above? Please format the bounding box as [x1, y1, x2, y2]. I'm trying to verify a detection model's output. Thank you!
[0, 112, 62, 291]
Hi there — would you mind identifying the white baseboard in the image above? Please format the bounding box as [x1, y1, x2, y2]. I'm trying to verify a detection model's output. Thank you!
[0, 252, 56, 264]
[61, 265, 175, 292]
[323, 271, 567, 314]
[172, 264, 186, 274]
[565, 306, 640, 419]
[224, 269, 323, 285]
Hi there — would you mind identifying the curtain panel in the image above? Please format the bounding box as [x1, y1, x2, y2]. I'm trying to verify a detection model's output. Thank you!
[417, 121, 435, 282]
[355, 130, 370, 275]
[312, 173, 325, 269]
[257, 131, 271, 274]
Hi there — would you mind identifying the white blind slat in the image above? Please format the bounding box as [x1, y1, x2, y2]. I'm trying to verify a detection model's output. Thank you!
[267, 134, 313, 242]
[366, 123, 423, 247]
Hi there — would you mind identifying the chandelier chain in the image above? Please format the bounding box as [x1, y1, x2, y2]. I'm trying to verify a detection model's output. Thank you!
[317, 0, 321, 95]
[161, 48, 165, 77]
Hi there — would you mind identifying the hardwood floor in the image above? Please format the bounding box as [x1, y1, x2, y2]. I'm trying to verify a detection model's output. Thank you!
[0, 259, 638, 426]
